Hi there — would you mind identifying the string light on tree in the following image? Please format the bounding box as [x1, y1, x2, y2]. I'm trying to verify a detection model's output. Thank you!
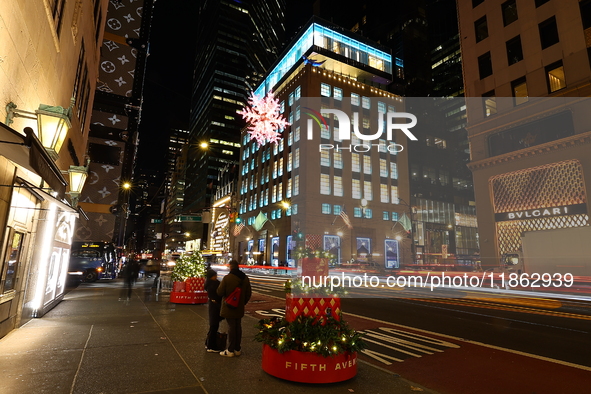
[238, 91, 289, 146]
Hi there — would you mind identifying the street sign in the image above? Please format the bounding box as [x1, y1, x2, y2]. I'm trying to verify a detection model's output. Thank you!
[176, 215, 202, 222]
[151, 219, 163, 223]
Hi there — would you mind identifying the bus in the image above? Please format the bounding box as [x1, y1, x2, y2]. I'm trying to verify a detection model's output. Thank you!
[68, 242, 117, 282]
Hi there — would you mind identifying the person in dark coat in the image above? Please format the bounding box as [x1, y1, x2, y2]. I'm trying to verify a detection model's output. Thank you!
[217, 260, 252, 357]
[124, 259, 140, 300]
[204, 269, 223, 352]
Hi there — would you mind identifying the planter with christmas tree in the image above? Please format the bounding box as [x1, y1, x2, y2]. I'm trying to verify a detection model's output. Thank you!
[170, 252, 208, 304]
[255, 247, 364, 384]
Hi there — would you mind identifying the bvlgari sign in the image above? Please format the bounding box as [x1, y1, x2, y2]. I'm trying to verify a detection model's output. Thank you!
[495, 204, 587, 222]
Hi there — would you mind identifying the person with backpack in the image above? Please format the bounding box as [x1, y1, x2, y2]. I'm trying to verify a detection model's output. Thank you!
[217, 260, 252, 357]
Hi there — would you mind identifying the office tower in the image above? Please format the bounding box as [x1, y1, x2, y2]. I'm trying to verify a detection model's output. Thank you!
[315, 0, 480, 265]
[458, 0, 591, 269]
[232, 17, 413, 269]
[185, 0, 286, 246]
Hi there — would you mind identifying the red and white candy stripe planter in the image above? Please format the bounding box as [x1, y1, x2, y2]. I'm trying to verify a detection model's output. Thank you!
[261, 344, 357, 383]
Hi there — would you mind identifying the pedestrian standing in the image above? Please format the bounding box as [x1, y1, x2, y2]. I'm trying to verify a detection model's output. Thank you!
[217, 260, 252, 357]
[204, 269, 223, 352]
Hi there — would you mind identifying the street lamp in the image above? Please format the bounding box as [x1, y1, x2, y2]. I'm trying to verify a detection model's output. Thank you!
[6, 100, 74, 160]
[66, 164, 88, 207]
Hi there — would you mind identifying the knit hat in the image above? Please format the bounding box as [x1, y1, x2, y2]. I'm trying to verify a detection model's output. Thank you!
[207, 269, 217, 279]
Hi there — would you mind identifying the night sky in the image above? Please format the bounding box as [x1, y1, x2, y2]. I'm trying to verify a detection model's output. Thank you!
[136, 0, 198, 174]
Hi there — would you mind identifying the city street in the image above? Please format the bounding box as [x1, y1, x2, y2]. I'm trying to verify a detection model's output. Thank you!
[245, 272, 591, 393]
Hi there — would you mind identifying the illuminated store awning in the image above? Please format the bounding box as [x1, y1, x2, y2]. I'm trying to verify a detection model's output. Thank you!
[0, 122, 67, 197]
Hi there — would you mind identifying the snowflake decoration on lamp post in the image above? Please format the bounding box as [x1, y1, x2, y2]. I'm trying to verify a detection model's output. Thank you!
[239, 91, 289, 146]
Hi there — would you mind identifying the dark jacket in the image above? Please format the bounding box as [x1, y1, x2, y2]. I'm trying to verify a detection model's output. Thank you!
[217, 269, 252, 319]
[204, 278, 222, 323]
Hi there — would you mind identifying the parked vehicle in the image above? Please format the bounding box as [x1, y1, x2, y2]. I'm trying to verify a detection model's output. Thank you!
[68, 242, 117, 282]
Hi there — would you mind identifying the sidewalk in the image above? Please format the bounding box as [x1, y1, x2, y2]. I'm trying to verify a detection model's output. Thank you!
[0, 279, 435, 394]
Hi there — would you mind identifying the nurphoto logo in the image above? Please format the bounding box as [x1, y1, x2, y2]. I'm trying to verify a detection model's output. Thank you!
[303, 105, 418, 153]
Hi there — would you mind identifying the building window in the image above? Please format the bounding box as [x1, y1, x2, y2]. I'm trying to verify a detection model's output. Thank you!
[322, 203, 331, 214]
[295, 86, 301, 100]
[382, 211, 390, 221]
[362, 97, 370, 109]
[539, 16, 559, 49]
[333, 205, 342, 215]
[294, 175, 299, 195]
[364, 181, 373, 201]
[483, 90, 497, 117]
[546, 61, 566, 93]
[512, 77, 528, 106]
[295, 106, 301, 120]
[506, 36, 523, 65]
[287, 178, 292, 197]
[581, 0, 591, 30]
[351, 93, 360, 106]
[321, 125, 331, 139]
[352, 153, 360, 172]
[289, 92, 294, 106]
[391, 186, 399, 204]
[380, 159, 388, 177]
[320, 174, 331, 195]
[353, 207, 362, 218]
[321, 83, 331, 97]
[334, 151, 343, 169]
[321, 150, 330, 167]
[334, 87, 343, 100]
[294, 148, 300, 168]
[49, 0, 67, 35]
[502, 0, 518, 27]
[352, 179, 361, 199]
[390, 162, 398, 179]
[391, 212, 399, 221]
[294, 127, 300, 142]
[380, 184, 389, 203]
[334, 176, 343, 196]
[364, 208, 372, 219]
[475, 16, 488, 43]
[362, 117, 370, 129]
[478, 52, 493, 79]
[363, 155, 371, 174]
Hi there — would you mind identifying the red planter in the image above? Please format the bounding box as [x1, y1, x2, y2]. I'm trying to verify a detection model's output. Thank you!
[261, 344, 357, 383]
[285, 294, 341, 322]
[170, 278, 207, 304]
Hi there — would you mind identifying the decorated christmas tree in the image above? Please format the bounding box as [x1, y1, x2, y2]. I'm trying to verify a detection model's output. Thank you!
[171, 252, 207, 282]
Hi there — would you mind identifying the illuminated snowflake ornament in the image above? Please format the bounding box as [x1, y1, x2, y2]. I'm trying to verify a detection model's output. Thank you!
[239, 91, 289, 146]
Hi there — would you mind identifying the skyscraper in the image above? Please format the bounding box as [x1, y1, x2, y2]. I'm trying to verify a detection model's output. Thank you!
[315, 0, 479, 265]
[185, 0, 286, 246]
[458, 0, 591, 270]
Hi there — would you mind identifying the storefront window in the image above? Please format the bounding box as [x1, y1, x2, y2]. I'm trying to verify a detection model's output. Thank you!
[1, 230, 24, 293]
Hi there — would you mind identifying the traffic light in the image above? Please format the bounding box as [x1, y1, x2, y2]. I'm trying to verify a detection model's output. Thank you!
[235, 216, 242, 225]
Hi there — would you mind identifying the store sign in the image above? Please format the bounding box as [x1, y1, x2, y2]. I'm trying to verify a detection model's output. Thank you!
[495, 203, 587, 222]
